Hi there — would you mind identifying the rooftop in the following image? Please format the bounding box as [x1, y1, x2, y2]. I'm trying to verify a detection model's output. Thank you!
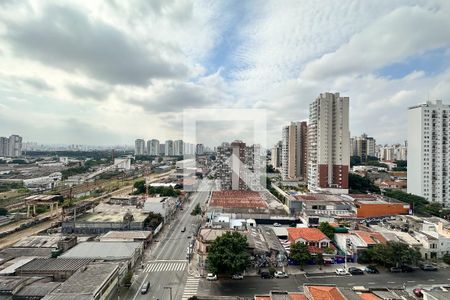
[305, 285, 345, 300]
[100, 230, 152, 240]
[43, 263, 118, 299]
[210, 191, 268, 209]
[80, 203, 148, 223]
[60, 242, 142, 260]
[17, 258, 93, 272]
[288, 228, 328, 242]
[12, 235, 61, 248]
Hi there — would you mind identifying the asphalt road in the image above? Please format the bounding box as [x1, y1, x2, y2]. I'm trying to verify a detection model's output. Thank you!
[122, 180, 213, 300]
[198, 267, 450, 297]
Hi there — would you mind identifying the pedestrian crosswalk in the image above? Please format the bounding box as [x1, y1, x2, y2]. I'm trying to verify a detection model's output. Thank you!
[182, 276, 200, 300]
[144, 260, 187, 273]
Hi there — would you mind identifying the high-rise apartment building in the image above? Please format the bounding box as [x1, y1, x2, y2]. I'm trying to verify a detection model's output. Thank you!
[350, 133, 376, 162]
[159, 144, 165, 156]
[271, 141, 282, 170]
[165, 140, 174, 156]
[148, 139, 160, 156]
[0, 135, 22, 157]
[215, 141, 261, 191]
[196, 144, 204, 155]
[173, 140, 184, 156]
[134, 139, 145, 155]
[307, 92, 350, 193]
[376, 144, 407, 161]
[281, 122, 307, 180]
[408, 100, 450, 206]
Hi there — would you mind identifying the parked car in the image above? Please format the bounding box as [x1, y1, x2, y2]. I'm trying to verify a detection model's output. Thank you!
[413, 288, 423, 297]
[348, 267, 364, 275]
[335, 268, 349, 275]
[274, 271, 289, 278]
[389, 267, 402, 273]
[260, 271, 272, 279]
[232, 274, 243, 280]
[273, 223, 281, 227]
[181, 227, 186, 232]
[401, 265, 415, 272]
[206, 273, 217, 281]
[420, 264, 438, 271]
[140, 282, 150, 294]
[364, 265, 379, 274]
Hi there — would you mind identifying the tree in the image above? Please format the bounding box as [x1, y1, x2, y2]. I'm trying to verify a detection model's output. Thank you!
[350, 156, 362, 167]
[289, 242, 311, 269]
[133, 180, 146, 194]
[191, 203, 202, 216]
[316, 253, 324, 268]
[207, 231, 250, 275]
[319, 222, 335, 240]
[362, 242, 421, 267]
[349, 173, 381, 194]
[0, 207, 8, 216]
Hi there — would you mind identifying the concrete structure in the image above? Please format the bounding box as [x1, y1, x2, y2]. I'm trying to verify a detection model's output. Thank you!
[62, 202, 149, 234]
[159, 143, 165, 155]
[113, 157, 131, 170]
[308, 92, 350, 193]
[350, 133, 376, 162]
[100, 230, 152, 246]
[281, 122, 307, 180]
[134, 139, 145, 155]
[271, 141, 282, 170]
[165, 140, 174, 156]
[377, 143, 407, 161]
[408, 100, 450, 206]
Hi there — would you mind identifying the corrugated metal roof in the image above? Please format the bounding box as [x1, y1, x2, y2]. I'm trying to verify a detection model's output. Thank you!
[60, 242, 141, 260]
[17, 258, 92, 272]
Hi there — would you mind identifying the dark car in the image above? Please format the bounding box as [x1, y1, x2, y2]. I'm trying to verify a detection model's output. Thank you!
[260, 271, 272, 279]
[348, 267, 364, 275]
[389, 266, 402, 273]
[181, 227, 186, 232]
[364, 265, 379, 274]
[140, 282, 150, 294]
[401, 265, 415, 272]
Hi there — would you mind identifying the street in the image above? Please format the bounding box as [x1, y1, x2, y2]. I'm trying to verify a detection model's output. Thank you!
[198, 267, 450, 297]
[121, 180, 213, 300]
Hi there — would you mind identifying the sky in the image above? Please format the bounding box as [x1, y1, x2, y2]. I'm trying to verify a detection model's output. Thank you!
[1, 0, 450, 148]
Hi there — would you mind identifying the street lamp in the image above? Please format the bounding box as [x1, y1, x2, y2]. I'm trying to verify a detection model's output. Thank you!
[164, 286, 172, 300]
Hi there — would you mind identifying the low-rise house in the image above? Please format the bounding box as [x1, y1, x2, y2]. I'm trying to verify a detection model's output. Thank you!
[287, 228, 334, 254]
[335, 230, 386, 261]
[42, 263, 119, 300]
[15, 258, 93, 281]
[60, 241, 143, 270]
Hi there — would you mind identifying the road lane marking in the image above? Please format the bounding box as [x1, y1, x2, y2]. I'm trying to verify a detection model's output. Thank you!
[368, 282, 375, 285]
[428, 279, 435, 281]
[388, 282, 396, 284]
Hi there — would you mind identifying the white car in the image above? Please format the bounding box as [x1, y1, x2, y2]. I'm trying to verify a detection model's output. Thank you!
[232, 274, 243, 280]
[206, 273, 217, 281]
[273, 223, 281, 227]
[274, 271, 288, 278]
[335, 268, 349, 275]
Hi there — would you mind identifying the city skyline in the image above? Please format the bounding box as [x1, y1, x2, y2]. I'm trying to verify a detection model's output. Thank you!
[1, 1, 450, 145]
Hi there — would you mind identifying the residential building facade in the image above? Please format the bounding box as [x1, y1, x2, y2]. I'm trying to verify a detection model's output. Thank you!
[0, 135, 22, 157]
[307, 92, 350, 193]
[350, 133, 376, 162]
[134, 139, 145, 155]
[408, 100, 450, 206]
[281, 122, 307, 180]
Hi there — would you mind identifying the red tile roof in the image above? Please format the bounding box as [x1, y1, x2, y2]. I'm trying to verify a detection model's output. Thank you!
[354, 230, 387, 245]
[289, 293, 307, 300]
[210, 191, 268, 209]
[306, 285, 345, 300]
[288, 228, 329, 243]
[255, 297, 271, 300]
